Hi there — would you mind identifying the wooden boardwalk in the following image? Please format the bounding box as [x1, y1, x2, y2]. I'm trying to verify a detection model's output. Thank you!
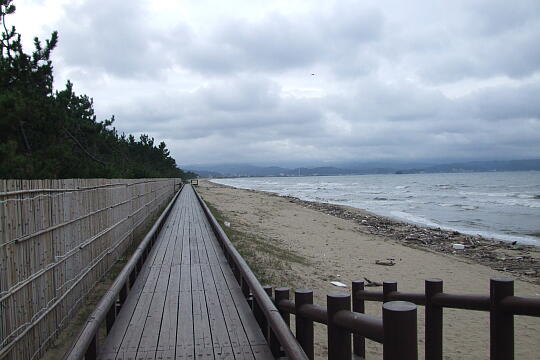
[98, 185, 273, 360]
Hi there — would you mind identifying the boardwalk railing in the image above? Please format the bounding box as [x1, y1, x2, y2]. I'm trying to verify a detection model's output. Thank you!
[195, 189, 310, 360]
[267, 278, 540, 360]
[0, 179, 181, 360]
[350, 278, 540, 360]
[64, 185, 183, 360]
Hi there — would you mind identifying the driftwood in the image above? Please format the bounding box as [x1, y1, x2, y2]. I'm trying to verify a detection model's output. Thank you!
[364, 277, 383, 287]
[375, 259, 396, 266]
[277, 195, 540, 283]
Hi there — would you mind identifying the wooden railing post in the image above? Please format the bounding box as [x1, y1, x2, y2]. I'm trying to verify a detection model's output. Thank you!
[383, 281, 397, 302]
[129, 268, 137, 287]
[259, 286, 272, 339]
[425, 278, 443, 360]
[241, 277, 250, 298]
[85, 335, 98, 360]
[275, 288, 290, 326]
[327, 292, 351, 360]
[383, 301, 418, 360]
[106, 303, 116, 334]
[253, 286, 267, 336]
[271, 287, 290, 357]
[352, 280, 365, 358]
[119, 283, 128, 308]
[295, 289, 314, 360]
[490, 278, 514, 360]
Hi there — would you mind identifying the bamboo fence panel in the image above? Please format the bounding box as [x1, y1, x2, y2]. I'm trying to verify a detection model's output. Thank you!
[0, 178, 181, 360]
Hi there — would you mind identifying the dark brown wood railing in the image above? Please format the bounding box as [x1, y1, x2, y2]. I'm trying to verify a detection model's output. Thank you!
[196, 189, 420, 360]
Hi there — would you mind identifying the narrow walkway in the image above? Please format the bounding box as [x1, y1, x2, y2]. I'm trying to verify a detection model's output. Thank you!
[99, 185, 273, 360]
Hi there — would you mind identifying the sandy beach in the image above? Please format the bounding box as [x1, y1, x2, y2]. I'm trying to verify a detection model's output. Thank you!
[197, 180, 540, 359]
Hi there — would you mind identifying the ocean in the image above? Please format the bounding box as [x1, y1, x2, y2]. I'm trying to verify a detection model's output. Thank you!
[211, 172, 540, 246]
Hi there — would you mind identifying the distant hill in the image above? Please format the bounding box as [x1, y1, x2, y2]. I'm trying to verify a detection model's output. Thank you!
[187, 159, 540, 178]
[398, 159, 540, 174]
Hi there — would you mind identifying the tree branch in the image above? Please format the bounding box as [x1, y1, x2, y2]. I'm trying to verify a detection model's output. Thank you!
[63, 127, 108, 165]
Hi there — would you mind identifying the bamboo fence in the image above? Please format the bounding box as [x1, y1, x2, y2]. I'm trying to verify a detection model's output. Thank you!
[0, 178, 181, 360]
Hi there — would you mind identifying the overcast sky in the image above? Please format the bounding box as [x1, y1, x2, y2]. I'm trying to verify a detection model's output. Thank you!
[11, 0, 540, 166]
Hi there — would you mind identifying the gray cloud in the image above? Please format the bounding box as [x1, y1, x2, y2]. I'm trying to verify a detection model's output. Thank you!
[56, 0, 171, 77]
[14, 0, 540, 165]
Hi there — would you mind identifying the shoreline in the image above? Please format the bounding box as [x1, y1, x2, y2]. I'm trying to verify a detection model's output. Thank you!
[208, 180, 539, 284]
[210, 178, 540, 246]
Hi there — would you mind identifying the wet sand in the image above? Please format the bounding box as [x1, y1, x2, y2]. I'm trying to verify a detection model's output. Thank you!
[197, 180, 540, 359]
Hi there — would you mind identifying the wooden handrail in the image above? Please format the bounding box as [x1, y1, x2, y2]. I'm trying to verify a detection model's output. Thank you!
[195, 188, 310, 360]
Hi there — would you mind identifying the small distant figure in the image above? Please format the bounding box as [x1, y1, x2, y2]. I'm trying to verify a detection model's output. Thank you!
[311, 73, 316, 76]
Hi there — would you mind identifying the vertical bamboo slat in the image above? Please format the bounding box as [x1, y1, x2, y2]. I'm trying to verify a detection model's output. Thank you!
[0, 178, 181, 360]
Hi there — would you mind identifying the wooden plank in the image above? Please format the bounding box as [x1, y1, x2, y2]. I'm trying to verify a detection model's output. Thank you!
[167, 265, 182, 294]
[137, 292, 167, 354]
[176, 291, 194, 358]
[117, 292, 154, 355]
[250, 345, 274, 360]
[157, 290, 179, 352]
[179, 265, 191, 293]
[204, 289, 231, 351]
[190, 265, 204, 292]
[192, 290, 213, 359]
[207, 264, 251, 348]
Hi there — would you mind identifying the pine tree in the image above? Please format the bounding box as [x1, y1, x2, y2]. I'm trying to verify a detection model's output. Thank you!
[0, 1, 196, 180]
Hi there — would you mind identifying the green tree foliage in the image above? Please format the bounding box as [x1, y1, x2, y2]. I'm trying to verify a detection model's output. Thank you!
[0, 0, 196, 180]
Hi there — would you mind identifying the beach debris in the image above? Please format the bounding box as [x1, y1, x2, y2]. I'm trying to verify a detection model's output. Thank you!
[375, 259, 396, 266]
[364, 277, 383, 287]
[279, 194, 539, 282]
[224, 221, 231, 227]
[452, 243, 465, 250]
[330, 281, 348, 288]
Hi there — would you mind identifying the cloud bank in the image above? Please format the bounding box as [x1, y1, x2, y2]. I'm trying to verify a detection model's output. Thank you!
[12, 0, 540, 165]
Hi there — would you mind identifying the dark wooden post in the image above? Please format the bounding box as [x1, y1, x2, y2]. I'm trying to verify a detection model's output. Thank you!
[259, 286, 272, 339]
[295, 289, 314, 360]
[129, 268, 137, 288]
[425, 278, 443, 360]
[106, 303, 116, 334]
[383, 281, 397, 302]
[253, 286, 270, 338]
[233, 263, 241, 282]
[266, 287, 281, 357]
[490, 278, 514, 360]
[271, 287, 290, 357]
[241, 277, 250, 298]
[327, 292, 351, 360]
[119, 282, 128, 308]
[275, 288, 290, 326]
[352, 280, 365, 358]
[85, 335, 98, 360]
[383, 301, 418, 360]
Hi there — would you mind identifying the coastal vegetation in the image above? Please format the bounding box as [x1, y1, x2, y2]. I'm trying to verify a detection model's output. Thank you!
[0, 0, 195, 179]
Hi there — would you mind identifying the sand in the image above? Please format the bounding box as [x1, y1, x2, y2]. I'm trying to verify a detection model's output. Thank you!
[197, 180, 540, 360]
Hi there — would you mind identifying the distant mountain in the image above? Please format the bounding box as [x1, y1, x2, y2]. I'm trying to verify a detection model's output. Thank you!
[398, 159, 540, 174]
[186, 159, 540, 178]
